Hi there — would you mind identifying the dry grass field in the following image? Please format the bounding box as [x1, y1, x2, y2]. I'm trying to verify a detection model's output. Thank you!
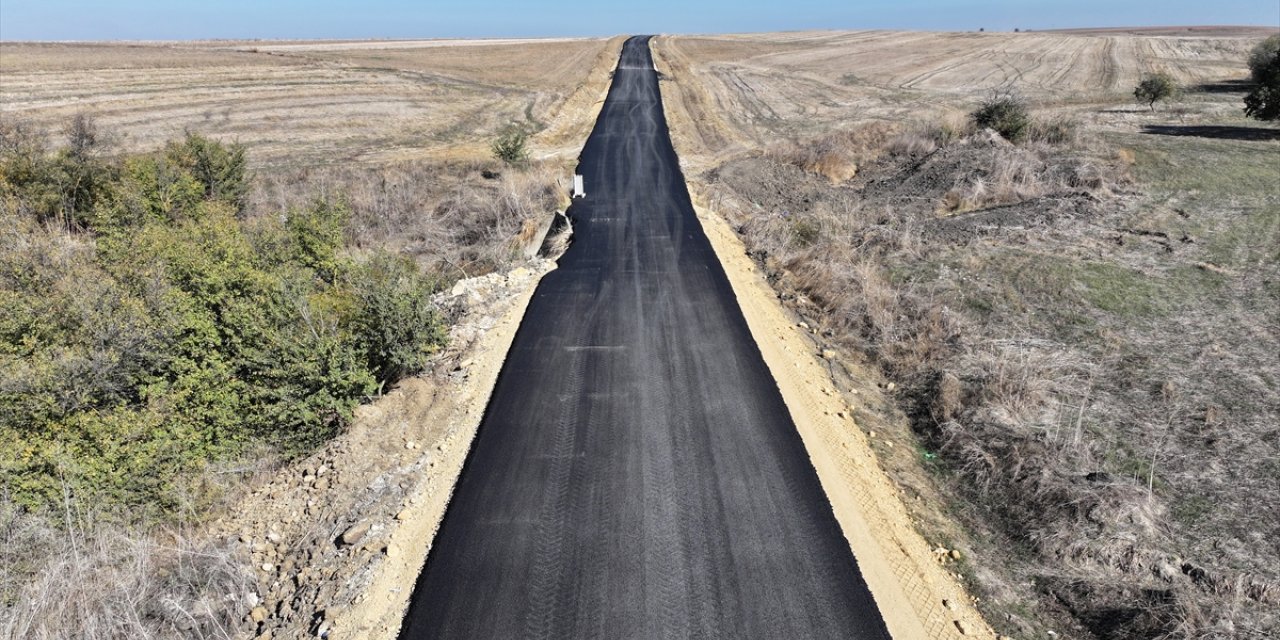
[654, 29, 1270, 167]
[0, 38, 619, 166]
[656, 28, 1279, 640]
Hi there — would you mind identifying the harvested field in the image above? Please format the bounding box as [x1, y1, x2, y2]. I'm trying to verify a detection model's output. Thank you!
[0, 38, 619, 166]
[654, 30, 1271, 166]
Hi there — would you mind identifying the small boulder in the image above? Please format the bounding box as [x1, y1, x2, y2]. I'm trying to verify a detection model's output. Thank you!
[339, 521, 371, 547]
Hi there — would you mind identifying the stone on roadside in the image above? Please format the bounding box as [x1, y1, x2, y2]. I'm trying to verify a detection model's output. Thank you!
[340, 521, 371, 546]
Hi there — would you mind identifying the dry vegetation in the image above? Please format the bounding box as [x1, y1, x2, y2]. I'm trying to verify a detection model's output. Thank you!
[659, 28, 1280, 640]
[1, 37, 615, 640]
[2, 498, 253, 639]
[252, 158, 566, 274]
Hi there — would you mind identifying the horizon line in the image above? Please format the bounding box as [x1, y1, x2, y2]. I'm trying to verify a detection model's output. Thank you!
[3, 24, 1277, 45]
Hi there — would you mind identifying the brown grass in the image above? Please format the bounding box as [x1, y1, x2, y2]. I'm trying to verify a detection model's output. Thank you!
[250, 157, 565, 279]
[766, 122, 898, 182]
[698, 101, 1280, 637]
[1, 494, 254, 640]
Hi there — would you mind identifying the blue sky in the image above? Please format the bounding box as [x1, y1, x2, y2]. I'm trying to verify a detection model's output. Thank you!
[1, 1, 1276, 41]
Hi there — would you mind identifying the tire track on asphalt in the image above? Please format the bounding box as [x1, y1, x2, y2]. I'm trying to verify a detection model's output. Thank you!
[521, 351, 585, 640]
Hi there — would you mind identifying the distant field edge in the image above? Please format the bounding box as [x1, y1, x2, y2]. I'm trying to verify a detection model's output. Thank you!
[1038, 25, 1279, 37]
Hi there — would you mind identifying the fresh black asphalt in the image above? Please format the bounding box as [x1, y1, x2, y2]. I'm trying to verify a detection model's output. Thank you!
[398, 36, 894, 640]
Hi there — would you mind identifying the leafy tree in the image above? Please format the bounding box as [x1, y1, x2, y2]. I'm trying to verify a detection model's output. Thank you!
[0, 121, 61, 221]
[970, 91, 1031, 142]
[1244, 35, 1280, 121]
[56, 115, 115, 229]
[1133, 73, 1180, 112]
[100, 154, 207, 226]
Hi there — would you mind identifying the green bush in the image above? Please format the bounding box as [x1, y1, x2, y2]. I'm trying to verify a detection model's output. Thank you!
[970, 91, 1031, 142]
[0, 117, 116, 230]
[163, 133, 249, 211]
[790, 218, 822, 248]
[1244, 34, 1280, 121]
[285, 198, 349, 280]
[491, 125, 530, 166]
[0, 120, 448, 514]
[351, 252, 448, 383]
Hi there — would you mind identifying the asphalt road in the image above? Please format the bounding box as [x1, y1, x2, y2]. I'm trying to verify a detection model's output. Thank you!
[398, 36, 893, 640]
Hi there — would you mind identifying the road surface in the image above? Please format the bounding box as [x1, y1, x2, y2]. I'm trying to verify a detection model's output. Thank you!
[398, 36, 894, 640]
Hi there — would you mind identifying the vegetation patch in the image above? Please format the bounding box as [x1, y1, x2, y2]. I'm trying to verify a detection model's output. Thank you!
[0, 121, 449, 516]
